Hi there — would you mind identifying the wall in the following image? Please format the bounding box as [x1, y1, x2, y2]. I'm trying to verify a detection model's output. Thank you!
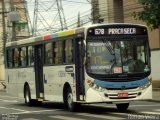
[0, 64, 4, 81]
[98, 0, 109, 23]
[151, 50, 160, 80]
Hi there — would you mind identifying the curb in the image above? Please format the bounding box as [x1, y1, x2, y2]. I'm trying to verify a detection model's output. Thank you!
[146, 99, 160, 103]
[0, 89, 6, 92]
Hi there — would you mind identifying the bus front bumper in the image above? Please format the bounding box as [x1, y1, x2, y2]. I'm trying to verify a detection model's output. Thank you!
[85, 84, 152, 104]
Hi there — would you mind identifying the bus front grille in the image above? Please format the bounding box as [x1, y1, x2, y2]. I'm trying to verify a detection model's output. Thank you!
[104, 92, 138, 99]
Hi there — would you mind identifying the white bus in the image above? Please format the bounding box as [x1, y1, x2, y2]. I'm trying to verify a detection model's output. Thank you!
[5, 23, 152, 111]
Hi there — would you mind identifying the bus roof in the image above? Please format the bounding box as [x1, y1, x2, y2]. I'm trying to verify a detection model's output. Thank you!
[6, 23, 147, 48]
[6, 27, 85, 47]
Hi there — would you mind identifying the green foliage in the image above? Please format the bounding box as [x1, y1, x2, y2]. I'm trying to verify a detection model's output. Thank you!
[133, 0, 160, 29]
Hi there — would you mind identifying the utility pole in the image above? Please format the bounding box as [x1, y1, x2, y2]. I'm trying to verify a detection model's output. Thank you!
[32, 0, 38, 36]
[2, 0, 6, 55]
[10, 0, 16, 41]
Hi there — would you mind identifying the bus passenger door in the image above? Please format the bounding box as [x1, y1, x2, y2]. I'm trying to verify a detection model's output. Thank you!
[34, 45, 44, 99]
[74, 38, 85, 101]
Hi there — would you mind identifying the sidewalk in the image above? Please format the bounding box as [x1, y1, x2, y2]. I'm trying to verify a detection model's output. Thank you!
[152, 89, 160, 102]
[152, 80, 160, 102]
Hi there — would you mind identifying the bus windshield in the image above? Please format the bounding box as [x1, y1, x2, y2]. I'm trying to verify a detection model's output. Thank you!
[86, 38, 150, 76]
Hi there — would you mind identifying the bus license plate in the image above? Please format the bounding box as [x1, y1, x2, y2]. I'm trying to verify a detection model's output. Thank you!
[118, 93, 128, 98]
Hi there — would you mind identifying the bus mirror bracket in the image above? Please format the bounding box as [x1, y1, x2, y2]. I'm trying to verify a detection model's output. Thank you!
[82, 40, 86, 64]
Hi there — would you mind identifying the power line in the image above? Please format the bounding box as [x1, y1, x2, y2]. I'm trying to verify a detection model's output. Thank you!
[26, 0, 91, 35]
[61, 0, 89, 4]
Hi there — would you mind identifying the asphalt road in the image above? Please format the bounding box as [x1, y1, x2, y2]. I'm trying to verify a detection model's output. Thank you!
[0, 91, 160, 120]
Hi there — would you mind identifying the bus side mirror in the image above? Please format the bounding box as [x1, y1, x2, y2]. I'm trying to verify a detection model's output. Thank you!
[149, 48, 151, 58]
[81, 47, 85, 58]
[81, 40, 86, 58]
[82, 40, 86, 64]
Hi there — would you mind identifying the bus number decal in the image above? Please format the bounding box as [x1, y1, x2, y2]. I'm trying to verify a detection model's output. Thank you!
[58, 71, 66, 77]
[114, 67, 122, 74]
[95, 29, 105, 35]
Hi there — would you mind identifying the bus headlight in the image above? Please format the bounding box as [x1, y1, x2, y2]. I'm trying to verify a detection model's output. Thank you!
[139, 80, 151, 90]
[87, 80, 105, 92]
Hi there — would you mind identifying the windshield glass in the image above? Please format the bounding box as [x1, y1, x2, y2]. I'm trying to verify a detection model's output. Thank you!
[86, 39, 150, 75]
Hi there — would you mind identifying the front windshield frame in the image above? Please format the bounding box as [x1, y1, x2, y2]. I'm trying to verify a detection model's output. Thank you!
[86, 36, 151, 79]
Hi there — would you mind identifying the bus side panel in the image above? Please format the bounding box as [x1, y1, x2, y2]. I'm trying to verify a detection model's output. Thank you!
[6, 68, 36, 99]
[6, 69, 18, 97]
[18, 67, 36, 99]
[43, 65, 76, 102]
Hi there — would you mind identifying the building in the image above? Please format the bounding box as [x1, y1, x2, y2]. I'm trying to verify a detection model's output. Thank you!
[92, 0, 124, 23]
[0, 0, 10, 81]
[92, 0, 160, 80]
[0, 0, 30, 81]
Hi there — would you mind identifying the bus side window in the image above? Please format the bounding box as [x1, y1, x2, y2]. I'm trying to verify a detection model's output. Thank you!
[7, 49, 13, 68]
[54, 41, 63, 64]
[52, 42, 55, 64]
[28, 46, 34, 66]
[64, 39, 73, 64]
[20, 47, 27, 67]
[13, 48, 19, 67]
[45, 43, 53, 65]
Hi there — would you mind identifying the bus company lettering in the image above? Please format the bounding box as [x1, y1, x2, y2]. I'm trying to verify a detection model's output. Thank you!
[91, 65, 111, 70]
[108, 28, 136, 35]
[18, 71, 27, 78]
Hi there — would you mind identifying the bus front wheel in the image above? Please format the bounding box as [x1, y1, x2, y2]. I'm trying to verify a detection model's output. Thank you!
[116, 103, 129, 111]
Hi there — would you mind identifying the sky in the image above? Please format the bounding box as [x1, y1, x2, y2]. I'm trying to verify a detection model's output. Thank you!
[26, 0, 92, 35]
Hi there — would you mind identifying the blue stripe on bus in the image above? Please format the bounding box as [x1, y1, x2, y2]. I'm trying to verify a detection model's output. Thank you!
[94, 78, 149, 89]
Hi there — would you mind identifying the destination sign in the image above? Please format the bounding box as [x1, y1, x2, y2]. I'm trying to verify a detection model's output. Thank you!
[108, 28, 136, 35]
[87, 25, 147, 36]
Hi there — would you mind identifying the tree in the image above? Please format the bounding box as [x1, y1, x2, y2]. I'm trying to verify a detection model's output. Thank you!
[133, 0, 160, 29]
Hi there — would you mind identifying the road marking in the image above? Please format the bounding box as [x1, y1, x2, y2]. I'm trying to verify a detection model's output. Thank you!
[0, 106, 28, 112]
[139, 111, 160, 115]
[89, 104, 160, 108]
[88, 104, 116, 108]
[0, 95, 19, 99]
[0, 95, 24, 100]
[0, 98, 18, 103]
[12, 109, 58, 114]
[50, 115, 86, 120]
[21, 118, 39, 120]
[77, 113, 125, 120]
[107, 112, 128, 116]
[154, 109, 160, 112]
[130, 104, 160, 107]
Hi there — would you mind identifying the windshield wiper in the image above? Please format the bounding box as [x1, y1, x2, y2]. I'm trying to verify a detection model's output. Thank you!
[104, 41, 115, 55]
[102, 40, 117, 73]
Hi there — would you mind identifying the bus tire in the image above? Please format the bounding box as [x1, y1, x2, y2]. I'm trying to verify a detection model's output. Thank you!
[24, 85, 34, 106]
[66, 87, 77, 112]
[116, 103, 129, 111]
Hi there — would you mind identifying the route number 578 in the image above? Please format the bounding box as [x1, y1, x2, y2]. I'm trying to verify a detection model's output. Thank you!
[95, 29, 105, 35]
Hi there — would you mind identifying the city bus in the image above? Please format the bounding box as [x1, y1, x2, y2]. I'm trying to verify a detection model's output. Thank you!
[5, 23, 152, 112]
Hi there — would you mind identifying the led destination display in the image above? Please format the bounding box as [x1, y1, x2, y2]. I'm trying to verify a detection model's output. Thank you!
[87, 25, 147, 36]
